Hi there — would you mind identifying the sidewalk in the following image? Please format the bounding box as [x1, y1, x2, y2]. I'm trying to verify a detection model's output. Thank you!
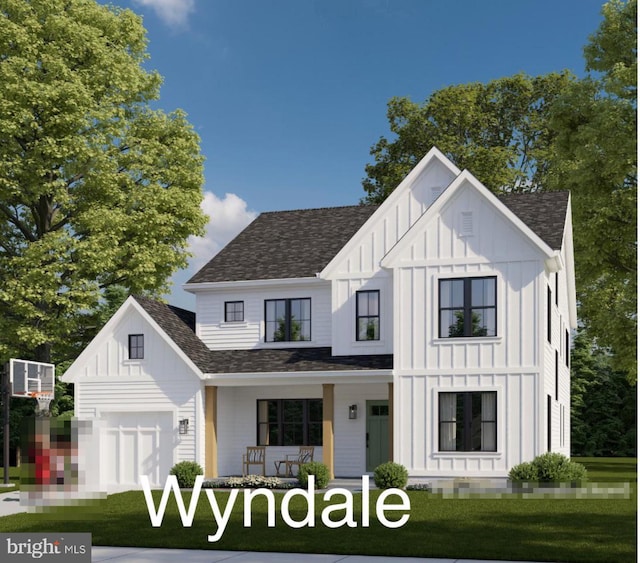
[92, 546, 550, 563]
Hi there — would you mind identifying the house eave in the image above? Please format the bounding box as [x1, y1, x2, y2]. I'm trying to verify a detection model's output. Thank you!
[184, 277, 326, 293]
[203, 369, 394, 387]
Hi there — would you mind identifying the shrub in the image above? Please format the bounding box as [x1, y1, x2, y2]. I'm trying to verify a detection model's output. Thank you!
[170, 461, 203, 488]
[508, 453, 588, 483]
[373, 462, 408, 489]
[531, 452, 588, 482]
[298, 462, 331, 489]
[508, 461, 539, 483]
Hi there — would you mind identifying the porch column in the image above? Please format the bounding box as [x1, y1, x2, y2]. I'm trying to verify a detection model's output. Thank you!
[205, 386, 218, 478]
[388, 382, 394, 462]
[322, 383, 335, 479]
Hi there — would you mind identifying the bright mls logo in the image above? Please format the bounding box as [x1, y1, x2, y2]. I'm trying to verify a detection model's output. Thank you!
[0, 533, 90, 562]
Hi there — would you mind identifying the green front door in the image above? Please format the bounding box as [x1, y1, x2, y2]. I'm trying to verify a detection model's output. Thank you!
[366, 400, 389, 471]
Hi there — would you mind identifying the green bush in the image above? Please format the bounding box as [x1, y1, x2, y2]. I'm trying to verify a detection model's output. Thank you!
[170, 461, 203, 488]
[298, 462, 330, 489]
[508, 461, 539, 483]
[373, 462, 408, 489]
[509, 453, 588, 483]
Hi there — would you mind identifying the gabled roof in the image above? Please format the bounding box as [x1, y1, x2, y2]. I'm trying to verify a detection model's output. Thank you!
[187, 205, 378, 284]
[133, 295, 212, 372]
[498, 191, 569, 251]
[135, 296, 393, 374]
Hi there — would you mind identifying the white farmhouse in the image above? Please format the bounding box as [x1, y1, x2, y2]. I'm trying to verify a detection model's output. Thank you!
[62, 148, 576, 490]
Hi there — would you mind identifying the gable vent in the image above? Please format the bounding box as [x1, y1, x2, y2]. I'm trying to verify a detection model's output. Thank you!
[430, 186, 444, 205]
[459, 211, 474, 237]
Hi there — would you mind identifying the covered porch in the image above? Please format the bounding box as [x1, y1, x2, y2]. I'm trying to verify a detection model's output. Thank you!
[203, 370, 394, 479]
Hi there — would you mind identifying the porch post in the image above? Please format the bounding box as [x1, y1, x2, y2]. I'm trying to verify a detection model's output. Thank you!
[205, 386, 218, 478]
[388, 382, 394, 462]
[322, 383, 334, 479]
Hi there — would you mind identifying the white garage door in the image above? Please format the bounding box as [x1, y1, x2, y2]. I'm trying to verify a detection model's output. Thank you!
[101, 411, 174, 489]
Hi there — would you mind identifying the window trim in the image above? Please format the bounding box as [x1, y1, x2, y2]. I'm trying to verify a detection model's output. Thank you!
[224, 300, 244, 323]
[264, 298, 312, 343]
[438, 276, 497, 338]
[256, 398, 322, 446]
[355, 289, 380, 341]
[128, 334, 144, 360]
[438, 391, 497, 452]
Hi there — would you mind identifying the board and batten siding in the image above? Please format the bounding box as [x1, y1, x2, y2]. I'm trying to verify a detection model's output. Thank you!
[327, 157, 457, 357]
[396, 372, 538, 476]
[195, 282, 332, 350]
[73, 307, 203, 468]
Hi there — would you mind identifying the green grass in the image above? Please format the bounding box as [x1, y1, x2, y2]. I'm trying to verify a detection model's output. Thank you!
[0, 458, 635, 563]
[0, 466, 20, 491]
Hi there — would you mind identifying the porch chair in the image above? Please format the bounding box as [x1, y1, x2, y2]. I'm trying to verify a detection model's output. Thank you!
[242, 446, 266, 476]
[284, 446, 315, 477]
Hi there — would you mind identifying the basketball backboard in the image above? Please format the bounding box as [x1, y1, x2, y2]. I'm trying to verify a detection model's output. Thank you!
[9, 359, 55, 398]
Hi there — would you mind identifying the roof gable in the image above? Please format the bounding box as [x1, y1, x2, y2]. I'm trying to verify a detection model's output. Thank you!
[381, 170, 567, 268]
[320, 147, 461, 279]
[61, 296, 206, 382]
[187, 205, 378, 284]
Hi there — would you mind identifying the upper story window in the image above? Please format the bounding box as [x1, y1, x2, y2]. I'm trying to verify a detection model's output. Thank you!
[356, 290, 380, 341]
[265, 298, 311, 342]
[128, 334, 144, 360]
[547, 285, 552, 343]
[439, 391, 497, 452]
[439, 277, 496, 338]
[225, 301, 244, 322]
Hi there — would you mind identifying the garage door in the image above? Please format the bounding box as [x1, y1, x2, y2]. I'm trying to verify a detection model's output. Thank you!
[101, 412, 174, 488]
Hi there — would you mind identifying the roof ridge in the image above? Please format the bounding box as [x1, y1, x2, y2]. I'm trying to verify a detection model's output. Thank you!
[259, 203, 378, 215]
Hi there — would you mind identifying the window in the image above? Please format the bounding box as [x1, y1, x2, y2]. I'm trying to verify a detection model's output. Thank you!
[265, 298, 311, 342]
[555, 350, 559, 400]
[555, 272, 559, 306]
[128, 334, 144, 360]
[547, 395, 552, 452]
[438, 391, 497, 452]
[225, 301, 244, 322]
[565, 329, 570, 367]
[257, 399, 322, 446]
[356, 290, 380, 341]
[547, 285, 552, 343]
[439, 277, 496, 338]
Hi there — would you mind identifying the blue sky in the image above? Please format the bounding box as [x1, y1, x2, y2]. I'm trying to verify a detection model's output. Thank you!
[102, 0, 607, 308]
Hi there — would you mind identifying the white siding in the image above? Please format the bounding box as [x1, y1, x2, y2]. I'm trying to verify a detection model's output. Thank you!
[327, 158, 457, 356]
[196, 281, 332, 350]
[215, 383, 388, 477]
[216, 385, 324, 476]
[396, 372, 538, 476]
[331, 274, 393, 356]
[73, 307, 202, 470]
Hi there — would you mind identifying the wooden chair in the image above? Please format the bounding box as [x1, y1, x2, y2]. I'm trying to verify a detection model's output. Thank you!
[284, 446, 315, 477]
[242, 446, 266, 476]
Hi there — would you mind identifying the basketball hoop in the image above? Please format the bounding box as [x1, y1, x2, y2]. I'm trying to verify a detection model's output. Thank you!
[31, 391, 54, 416]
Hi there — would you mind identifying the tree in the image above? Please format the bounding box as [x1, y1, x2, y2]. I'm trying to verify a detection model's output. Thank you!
[548, 0, 637, 381]
[362, 72, 574, 203]
[570, 330, 636, 456]
[0, 0, 207, 364]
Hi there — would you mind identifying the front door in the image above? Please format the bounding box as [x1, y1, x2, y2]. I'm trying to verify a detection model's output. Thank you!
[366, 400, 389, 471]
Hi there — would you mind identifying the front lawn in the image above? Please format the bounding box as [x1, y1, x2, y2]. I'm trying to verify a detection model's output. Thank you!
[0, 458, 635, 563]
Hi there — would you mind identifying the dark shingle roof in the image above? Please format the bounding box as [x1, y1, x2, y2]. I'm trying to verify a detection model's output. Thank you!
[189, 192, 568, 285]
[205, 347, 393, 374]
[133, 295, 212, 371]
[498, 191, 569, 250]
[187, 205, 378, 284]
[134, 296, 393, 374]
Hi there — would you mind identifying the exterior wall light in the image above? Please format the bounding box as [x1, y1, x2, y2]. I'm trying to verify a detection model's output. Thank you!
[348, 404, 357, 420]
[179, 418, 189, 435]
